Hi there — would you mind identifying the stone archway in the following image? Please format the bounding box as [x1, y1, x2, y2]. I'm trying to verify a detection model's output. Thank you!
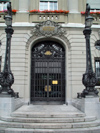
[25, 20, 71, 104]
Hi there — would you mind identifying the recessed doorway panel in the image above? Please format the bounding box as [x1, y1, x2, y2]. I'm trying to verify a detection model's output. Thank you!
[31, 41, 65, 102]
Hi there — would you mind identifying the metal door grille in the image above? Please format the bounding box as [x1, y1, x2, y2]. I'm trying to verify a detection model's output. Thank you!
[31, 41, 65, 102]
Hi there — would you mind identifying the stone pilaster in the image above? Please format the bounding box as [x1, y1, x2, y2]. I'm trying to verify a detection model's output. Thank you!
[19, 0, 29, 12]
[68, 0, 79, 13]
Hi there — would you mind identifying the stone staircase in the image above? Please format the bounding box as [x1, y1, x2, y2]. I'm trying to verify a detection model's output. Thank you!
[0, 104, 100, 133]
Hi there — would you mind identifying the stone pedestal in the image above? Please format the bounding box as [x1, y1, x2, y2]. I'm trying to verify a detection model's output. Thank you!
[0, 97, 24, 116]
[72, 96, 100, 119]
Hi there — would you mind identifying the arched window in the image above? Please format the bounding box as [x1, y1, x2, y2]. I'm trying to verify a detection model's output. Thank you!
[40, 0, 58, 11]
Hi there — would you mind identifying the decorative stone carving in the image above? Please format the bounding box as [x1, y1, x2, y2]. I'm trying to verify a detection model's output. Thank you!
[26, 20, 69, 49]
[31, 20, 66, 37]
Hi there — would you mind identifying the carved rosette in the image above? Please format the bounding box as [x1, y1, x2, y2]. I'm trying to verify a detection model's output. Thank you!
[82, 72, 97, 88]
[0, 71, 14, 87]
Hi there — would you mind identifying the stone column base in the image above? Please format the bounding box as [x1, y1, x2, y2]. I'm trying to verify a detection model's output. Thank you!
[72, 96, 100, 119]
[0, 97, 24, 117]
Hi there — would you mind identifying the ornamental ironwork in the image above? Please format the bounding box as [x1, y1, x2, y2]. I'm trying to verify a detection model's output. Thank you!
[0, 2, 16, 97]
[80, 4, 98, 98]
[31, 41, 65, 102]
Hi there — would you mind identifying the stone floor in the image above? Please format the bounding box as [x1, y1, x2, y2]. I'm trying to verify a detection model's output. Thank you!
[14, 104, 82, 114]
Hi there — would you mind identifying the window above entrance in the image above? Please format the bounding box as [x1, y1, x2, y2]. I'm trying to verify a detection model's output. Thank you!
[40, 0, 58, 11]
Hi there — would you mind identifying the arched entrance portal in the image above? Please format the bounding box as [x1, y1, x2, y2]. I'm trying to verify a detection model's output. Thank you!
[31, 41, 65, 103]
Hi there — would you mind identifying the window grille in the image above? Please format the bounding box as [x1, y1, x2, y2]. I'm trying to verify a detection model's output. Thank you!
[31, 41, 65, 102]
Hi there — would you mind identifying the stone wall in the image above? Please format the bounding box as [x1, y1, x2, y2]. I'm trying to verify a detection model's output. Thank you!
[0, 23, 100, 103]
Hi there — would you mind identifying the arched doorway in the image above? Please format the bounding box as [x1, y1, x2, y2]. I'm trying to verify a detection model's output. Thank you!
[31, 41, 65, 103]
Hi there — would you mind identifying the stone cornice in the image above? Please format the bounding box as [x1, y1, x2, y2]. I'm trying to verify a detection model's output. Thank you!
[0, 23, 100, 29]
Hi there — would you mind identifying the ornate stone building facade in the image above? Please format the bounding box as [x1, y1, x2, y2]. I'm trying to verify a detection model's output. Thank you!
[0, 0, 100, 104]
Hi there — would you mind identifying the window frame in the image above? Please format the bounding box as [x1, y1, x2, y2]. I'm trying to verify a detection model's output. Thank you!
[39, 0, 58, 11]
[95, 57, 100, 86]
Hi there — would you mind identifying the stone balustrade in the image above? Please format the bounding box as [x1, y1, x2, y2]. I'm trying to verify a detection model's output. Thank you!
[0, 12, 100, 24]
[29, 13, 68, 23]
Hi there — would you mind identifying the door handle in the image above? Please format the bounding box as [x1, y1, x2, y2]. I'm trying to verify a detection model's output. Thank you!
[44, 85, 51, 92]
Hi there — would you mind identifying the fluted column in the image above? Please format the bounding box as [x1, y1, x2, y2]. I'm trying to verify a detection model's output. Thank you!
[19, 0, 29, 12]
[68, 0, 79, 13]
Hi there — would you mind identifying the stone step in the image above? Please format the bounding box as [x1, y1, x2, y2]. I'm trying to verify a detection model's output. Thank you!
[0, 105, 100, 132]
[0, 116, 97, 123]
[11, 112, 85, 118]
[11, 104, 85, 118]
[4, 126, 100, 133]
[0, 128, 5, 133]
[0, 120, 100, 129]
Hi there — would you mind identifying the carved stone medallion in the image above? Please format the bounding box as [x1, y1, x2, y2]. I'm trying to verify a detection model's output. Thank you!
[31, 20, 66, 37]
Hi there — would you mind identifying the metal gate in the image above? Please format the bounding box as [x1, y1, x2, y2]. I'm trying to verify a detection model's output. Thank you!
[31, 41, 65, 102]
